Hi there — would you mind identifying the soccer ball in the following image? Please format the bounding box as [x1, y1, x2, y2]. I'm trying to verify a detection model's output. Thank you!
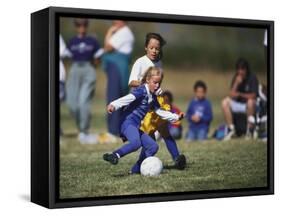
[140, 156, 163, 176]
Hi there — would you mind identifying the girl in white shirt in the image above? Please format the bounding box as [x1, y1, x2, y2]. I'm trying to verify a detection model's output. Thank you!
[128, 33, 187, 170]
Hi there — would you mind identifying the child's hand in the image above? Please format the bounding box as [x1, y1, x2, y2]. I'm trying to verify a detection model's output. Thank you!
[107, 104, 115, 114]
[178, 112, 185, 120]
[108, 25, 120, 34]
[155, 87, 163, 96]
[230, 90, 240, 98]
[191, 114, 200, 123]
[235, 75, 243, 85]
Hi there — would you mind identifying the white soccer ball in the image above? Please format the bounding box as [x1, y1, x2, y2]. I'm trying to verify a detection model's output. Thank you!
[140, 156, 163, 176]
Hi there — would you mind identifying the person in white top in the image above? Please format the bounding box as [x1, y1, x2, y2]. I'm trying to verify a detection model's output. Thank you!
[59, 34, 71, 137]
[59, 34, 72, 100]
[128, 33, 187, 170]
[102, 20, 135, 141]
[129, 55, 162, 87]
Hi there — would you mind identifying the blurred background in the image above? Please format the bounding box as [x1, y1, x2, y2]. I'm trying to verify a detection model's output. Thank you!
[60, 17, 267, 135]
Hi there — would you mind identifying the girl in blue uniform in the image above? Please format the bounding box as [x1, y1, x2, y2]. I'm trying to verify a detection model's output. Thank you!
[103, 67, 184, 173]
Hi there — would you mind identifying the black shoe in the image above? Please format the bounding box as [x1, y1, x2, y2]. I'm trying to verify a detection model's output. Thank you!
[103, 153, 119, 165]
[175, 154, 187, 170]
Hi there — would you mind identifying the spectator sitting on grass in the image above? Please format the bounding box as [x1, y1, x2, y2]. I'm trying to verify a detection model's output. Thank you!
[186, 80, 213, 142]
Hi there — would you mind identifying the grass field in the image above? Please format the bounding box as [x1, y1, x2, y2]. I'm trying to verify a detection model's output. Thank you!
[59, 69, 267, 199]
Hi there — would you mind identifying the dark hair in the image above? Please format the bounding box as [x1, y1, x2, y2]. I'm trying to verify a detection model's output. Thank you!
[162, 90, 173, 103]
[193, 80, 207, 92]
[235, 58, 250, 76]
[145, 33, 166, 60]
[74, 18, 89, 27]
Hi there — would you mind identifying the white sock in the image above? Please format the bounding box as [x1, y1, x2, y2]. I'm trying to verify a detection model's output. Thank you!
[229, 124, 235, 131]
[115, 153, 121, 158]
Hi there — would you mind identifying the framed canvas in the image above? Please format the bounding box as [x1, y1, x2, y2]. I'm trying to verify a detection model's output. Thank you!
[31, 6, 274, 208]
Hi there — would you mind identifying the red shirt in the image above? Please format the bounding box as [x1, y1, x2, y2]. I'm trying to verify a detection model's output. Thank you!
[170, 105, 182, 128]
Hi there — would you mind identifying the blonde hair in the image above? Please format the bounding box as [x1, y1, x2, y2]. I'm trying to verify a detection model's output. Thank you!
[141, 67, 163, 84]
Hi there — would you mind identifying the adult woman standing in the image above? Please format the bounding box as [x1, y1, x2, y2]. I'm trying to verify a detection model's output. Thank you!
[102, 20, 135, 140]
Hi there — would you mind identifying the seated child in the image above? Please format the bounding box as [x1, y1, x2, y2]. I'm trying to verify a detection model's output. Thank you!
[186, 80, 213, 142]
[162, 90, 183, 139]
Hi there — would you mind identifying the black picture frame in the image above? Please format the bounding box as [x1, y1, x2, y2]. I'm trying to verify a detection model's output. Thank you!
[31, 6, 274, 209]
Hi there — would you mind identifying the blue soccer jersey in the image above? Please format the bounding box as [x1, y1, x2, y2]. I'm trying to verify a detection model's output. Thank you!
[121, 85, 160, 127]
[68, 36, 101, 62]
[110, 84, 180, 138]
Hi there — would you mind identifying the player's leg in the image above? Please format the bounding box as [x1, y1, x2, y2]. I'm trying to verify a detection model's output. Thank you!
[130, 131, 159, 174]
[158, 123, 186, 169]
[169, 126, 182, 140]
[104, 124, 142, 165]
[141, 131, 159, 157]
[157, 122, 179, 160]
[130, 148, 146, 174]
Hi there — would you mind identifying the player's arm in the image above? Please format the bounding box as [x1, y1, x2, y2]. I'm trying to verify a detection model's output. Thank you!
[155, 108, 184, 122]
[107, 94, 136, 113]
[229, 75, 243, 98]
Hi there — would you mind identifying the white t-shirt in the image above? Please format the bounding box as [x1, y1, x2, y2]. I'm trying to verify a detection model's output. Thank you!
[128, 55, 162, 84]
[59, 35, 67, 82]
[109, 26, 134, 54]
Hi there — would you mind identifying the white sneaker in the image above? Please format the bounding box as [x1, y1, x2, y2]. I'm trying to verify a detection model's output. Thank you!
[78, 132, 98, 145]
[223, 128, 235, 141]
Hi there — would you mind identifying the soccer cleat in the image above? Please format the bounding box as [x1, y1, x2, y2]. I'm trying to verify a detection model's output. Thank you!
[174, 154, 187, 170]
[103, 153, 119, 165]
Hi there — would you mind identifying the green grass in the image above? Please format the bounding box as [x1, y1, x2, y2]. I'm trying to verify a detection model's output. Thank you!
[60, 136, 267, 199]
[59, 70, 267, 199]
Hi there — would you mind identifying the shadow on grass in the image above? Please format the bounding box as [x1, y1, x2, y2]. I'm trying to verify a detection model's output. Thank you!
[163, 161, 194, 170]
[112, 172, 132, 178]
